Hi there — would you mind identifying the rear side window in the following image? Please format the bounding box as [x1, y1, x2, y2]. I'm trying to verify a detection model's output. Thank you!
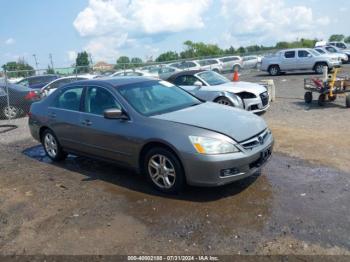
[284, 51, 295, 58]
[54, 86, 83, 111]
[298, 50, 310, 58]
[220, 57, 238, 62]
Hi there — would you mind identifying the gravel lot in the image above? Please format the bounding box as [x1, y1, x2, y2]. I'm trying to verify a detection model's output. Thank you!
[0, 65, 349, 256]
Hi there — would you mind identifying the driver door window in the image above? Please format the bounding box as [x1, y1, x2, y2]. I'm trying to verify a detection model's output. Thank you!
[84, 86, 121, 115]
[174, 75, 200, 86]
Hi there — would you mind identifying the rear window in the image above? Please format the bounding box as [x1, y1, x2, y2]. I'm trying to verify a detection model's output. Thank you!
[284, 51, 295, 58]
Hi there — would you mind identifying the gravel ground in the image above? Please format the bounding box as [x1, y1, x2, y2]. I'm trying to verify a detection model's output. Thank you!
[0, 66, 349, 256]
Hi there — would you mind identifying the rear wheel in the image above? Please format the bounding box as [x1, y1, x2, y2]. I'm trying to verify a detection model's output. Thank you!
[214, 97, 234, 107]
[304, 92, 313, 104]
[318, 94, 326, 106]
[143, 147, 185, 194]
[42, 129, 67, 161]
[268, 65, 280, 76]
[3, 106, 21, 119]
[346, 95, 350, 108]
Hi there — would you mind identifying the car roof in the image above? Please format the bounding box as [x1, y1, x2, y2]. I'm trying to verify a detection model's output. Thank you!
[166, 70, 206, 81]
[20, 74, 58, 80]
[71, 77, 158, 88]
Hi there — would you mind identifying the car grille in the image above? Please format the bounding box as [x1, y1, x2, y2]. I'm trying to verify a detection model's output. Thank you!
[260, 92, 269, 106]
[240, 129, 270, 150]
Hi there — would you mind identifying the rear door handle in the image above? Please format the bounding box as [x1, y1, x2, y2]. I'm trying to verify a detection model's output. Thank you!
[48, 112, 56, 119]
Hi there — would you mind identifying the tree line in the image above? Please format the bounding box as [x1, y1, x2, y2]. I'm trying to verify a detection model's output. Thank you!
[2, 34, 350, 76]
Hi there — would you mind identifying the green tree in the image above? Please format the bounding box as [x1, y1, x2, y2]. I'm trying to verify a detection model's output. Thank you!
[329, 34, 345, 42]
[276, 41, 289, 49]
[131, 57, 143, 65]
[115, 56, 130, 69]
[155, 51, 179, 62]
[237, 47, 246, 54]
[46, 65, 55, 74]
[224, 46, 235, 55]
[2, 60, 35, 78]
[344, 36, 350, 43]
[75, 51, 90, 73]
[180, 40, 224, 59]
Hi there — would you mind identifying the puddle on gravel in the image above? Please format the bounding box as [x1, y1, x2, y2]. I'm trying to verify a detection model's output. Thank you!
[23, 145, 350, 252]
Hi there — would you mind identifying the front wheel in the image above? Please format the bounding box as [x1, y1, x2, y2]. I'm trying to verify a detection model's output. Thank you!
[318, 94, 326, 106]
[143, 147, 185, 194]
[315, 63, 327, 74]
[42, 129, 67, 161]
[214, 97, 234, 107]
[304, 92, 313, 104]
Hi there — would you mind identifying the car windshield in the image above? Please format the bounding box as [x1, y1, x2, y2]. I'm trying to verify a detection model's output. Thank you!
[315, 49, 326, 54]
[118, 80, 201, 116]
[196, 71, 229, 86]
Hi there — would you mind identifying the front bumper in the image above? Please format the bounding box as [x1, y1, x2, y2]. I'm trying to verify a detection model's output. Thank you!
[243, 95, 270, 113]
[181, 135, 274, 187]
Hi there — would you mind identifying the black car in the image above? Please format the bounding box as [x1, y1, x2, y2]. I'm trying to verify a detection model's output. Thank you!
[0, 83, 40, 119]
[17, 75, 59, 89]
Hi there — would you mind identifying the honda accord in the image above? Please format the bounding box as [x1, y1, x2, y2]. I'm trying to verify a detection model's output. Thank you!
[28, 77, 273, 193]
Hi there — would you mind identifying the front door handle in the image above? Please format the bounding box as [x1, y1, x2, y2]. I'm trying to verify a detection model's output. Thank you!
[48, 112, 56, 119]
[81, 119, 92, 126]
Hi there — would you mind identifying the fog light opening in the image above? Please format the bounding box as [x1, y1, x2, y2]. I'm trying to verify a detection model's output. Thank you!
[220, 168, 240, 177]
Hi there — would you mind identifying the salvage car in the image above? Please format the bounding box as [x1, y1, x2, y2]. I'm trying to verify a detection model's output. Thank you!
[196, 59, 223, 73]
[314, 47, 348, 64]
[17, 74, 59, 89]
[261, 48, 341, 76]
[166, 70, 269, 113]
[28, 77, 273, 193]
[0, 83, 40, 119]
[219, 56, 243, 72]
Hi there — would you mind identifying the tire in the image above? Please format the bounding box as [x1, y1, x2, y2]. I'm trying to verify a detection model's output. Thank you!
[214, 97, 234, 107]
[314, 63, 327, 74]
[328, 95, 337, 102]
[2, 106, 21, 119]
[318, 94, 326, 106]
[143, 147, 185, 194]
[268, 65, 280, 76]
[346, 95, 350, 108]
[304, 92, 313, 104]
[42, 129, 67, 161]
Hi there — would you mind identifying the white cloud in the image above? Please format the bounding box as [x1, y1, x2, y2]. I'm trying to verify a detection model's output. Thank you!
[67, 51, 77, 62]
[221, 0, 329, 47]
[73, 0, 211, 61]
[5, 38, 15, 45]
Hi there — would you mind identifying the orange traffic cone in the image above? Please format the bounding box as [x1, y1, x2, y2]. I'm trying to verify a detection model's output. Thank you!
[233, 70, 239, 81]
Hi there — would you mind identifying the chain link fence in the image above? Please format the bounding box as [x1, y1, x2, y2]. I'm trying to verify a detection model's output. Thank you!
[0, 55, 266, 132]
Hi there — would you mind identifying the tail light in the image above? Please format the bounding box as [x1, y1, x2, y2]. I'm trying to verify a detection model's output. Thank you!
[25, 90, 39, 100]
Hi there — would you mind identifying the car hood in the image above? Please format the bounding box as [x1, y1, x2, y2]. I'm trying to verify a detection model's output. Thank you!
[208, 81, 267, 96]
[152, 102, 267, 142]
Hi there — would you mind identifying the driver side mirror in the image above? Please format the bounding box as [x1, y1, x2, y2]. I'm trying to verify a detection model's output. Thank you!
[194, 81, 203, 87]
[104, 108, 128, 120]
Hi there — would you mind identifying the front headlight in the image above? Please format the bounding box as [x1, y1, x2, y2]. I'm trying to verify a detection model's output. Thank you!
[189, 136, 240, 154]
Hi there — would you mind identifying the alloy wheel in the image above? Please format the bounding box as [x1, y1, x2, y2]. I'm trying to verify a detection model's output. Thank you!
[4, 106, 19, 119]
[44, 133, 58, 158]
[148, 154, 176, 189]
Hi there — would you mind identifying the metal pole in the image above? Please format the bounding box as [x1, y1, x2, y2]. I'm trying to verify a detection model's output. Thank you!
[49, 53, 54, 71]
[4, 70, 11, 121]
[32, 54, 39, 73]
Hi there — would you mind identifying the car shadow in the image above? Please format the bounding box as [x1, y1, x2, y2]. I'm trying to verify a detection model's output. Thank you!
[293, 100, 346, 110]
[22, 145, 260, 202]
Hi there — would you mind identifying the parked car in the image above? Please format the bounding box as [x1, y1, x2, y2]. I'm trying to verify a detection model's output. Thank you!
[111, 70, 156, 78]
[314, 47, 348, 64]
[40, 76, 95, 98]
[28, 77, 273, 193]
[261, 48, 341, 76]
[166, 70, 269, 113]
[158, 66, 181, 80]
[17, 75, 59, 89]
[196, 59, 223, 73]
[0, 83, 40, 119]
[242, 55, 261, 69]
[328, 42, 349, 50]
[219, 56, 243, 72]
[323, 45, 350, 64]
[169, 61, 201, 71]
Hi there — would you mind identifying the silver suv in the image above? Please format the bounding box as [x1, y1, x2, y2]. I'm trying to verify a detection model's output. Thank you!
[261, 48, 341, 76]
